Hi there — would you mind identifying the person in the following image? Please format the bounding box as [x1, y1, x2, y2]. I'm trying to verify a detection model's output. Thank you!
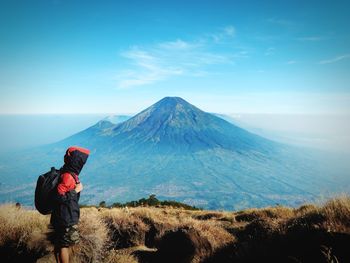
[51, 146, 90, 263]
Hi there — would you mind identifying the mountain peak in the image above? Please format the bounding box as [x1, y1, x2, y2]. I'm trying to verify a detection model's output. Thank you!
[112, 96, 202, 135]
[158, 96, 187, 104]
[109, 96, 268, 152]
[153, 96, 193, 110]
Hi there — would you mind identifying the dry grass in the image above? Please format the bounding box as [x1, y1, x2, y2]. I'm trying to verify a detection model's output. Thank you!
[0, 204, 51, 261]
[103, 249, 138, 263]
[294, 203, 319, 215]
[234, 205, 295, 222]
[1, 196, 350, 263]
[72, 207, 109, 262]
[100, 208, 149, 248]
[0, 204, 49, 246]
[207, 196, 350, 263]
[179, 217, 234, 250]
[283, 196, 350, 235]
[129, 207, 180, 247]
[320, 195, 350, 232]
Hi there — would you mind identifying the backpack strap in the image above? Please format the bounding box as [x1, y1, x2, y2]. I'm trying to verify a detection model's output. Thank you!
[68, 172, 80, 184]
[59, 169, 80, 184]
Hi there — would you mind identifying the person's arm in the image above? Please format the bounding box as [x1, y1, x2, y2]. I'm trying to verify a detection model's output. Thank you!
[54, 173, 79, 203]
[75, 182, 83, 193]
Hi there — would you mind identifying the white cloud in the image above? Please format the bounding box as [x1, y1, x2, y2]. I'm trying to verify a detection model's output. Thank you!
[287, 60, 297, 64]
[208, 25, 236, 43]
[158, 39, 199, 50]
[319, 54, 350, 65]
[117, 48, 183, 89]
[116, 26, 241, 89]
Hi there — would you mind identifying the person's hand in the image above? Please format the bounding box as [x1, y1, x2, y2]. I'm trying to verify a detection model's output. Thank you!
[75, 182, 83, 193]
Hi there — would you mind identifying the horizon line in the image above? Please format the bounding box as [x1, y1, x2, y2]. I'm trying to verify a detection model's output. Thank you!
[0, 112, 349, 116]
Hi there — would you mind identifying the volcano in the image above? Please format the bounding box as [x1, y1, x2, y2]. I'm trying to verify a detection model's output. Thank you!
[0, 97, 336, 209]
[65, 97, 278, 153]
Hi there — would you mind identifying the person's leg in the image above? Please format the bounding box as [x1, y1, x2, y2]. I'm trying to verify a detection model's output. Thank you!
[58, 247, 69, 263]
[54, 245, 60, 263]
[54, 225, 79, 262]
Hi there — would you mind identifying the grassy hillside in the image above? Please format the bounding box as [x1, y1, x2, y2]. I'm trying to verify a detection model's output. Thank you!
[0, 196, 349, 263]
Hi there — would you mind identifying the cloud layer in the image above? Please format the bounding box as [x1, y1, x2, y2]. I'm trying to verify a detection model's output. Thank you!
[116, 26, 239, 89]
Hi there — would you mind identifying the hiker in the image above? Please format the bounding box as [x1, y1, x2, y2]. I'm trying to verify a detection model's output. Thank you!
[51, 146, 90, 263]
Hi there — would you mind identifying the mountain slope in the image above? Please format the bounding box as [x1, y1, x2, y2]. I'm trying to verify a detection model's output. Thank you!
[0, 97, 342, 209]
[64, 97, 279, 154]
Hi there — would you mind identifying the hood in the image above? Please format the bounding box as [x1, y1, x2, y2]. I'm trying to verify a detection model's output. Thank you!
[61, 146, 90, 175]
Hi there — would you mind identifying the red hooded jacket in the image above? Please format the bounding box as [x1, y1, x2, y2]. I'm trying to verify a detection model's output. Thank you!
[51, 146, 90, 228]
[57, 146, 90, 195]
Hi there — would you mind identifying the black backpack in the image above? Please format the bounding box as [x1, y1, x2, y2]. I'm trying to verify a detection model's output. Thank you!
[35, 167, 60, 215]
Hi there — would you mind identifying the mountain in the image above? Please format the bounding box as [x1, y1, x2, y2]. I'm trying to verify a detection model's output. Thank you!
[0, 97, 343, 210]
[65, 97, 279, 153]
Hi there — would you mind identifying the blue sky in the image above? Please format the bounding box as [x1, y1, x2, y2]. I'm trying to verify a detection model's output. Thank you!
[1, 0, 350, 114]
